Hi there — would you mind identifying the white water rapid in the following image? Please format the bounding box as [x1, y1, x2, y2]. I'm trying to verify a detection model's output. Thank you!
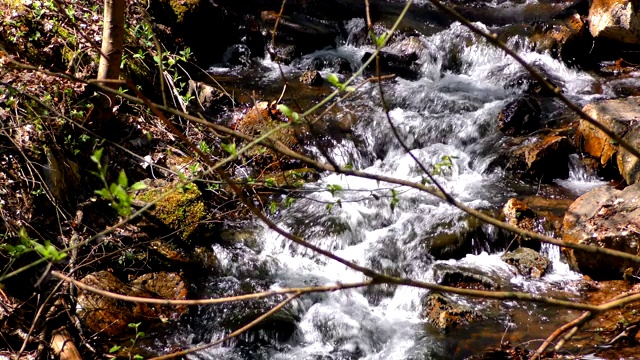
[184, 8, 608, 360]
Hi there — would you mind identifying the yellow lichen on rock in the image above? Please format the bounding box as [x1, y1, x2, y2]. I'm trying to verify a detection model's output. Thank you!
[164, 0, 201, 23]
[135, 180, 206, 241]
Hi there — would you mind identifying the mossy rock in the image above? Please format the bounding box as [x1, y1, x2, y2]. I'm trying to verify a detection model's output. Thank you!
[135, 179, 206, 242]
[153, 0, 201, 24]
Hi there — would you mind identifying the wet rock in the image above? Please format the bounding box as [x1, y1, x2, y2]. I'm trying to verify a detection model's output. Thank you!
[588, 0, 640, 44]
[503, 198, 541, 250]
[426, 209, 505, 260]
[299, 70, 323, 86]
[186, 80, 234, 116]
[76, 271, 188, 336]
[192, 277, 301, 342]
[497, 97, 542, 136]
[432, 265, 499, 291]
[422, 292, 484, 332]
[347, 23, 392, 47]
[617, 124, 640, 185]
[576, 97, 640, 168]
[233, 101, 305, 173]
[502, 196, 573, 250]
[267, 43, 299, 65]
[307, 54, 352, 74]
[562, 183, 640, 279]
[222, 44, 252, 67]
[134, 179, 206, 242]
[360, 33, 427, 80]
[507, 134, 573, 181]
[260, 11, 341, 61]
[502, 247, 550, 278]
[504, 65, 562, 97]
[530, 13, 590, 65]
[465, 342, 532, 360]
[362, 50, 420, 80]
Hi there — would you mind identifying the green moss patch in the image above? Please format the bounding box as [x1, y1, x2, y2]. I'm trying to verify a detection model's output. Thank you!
[136, 181, 206, 241]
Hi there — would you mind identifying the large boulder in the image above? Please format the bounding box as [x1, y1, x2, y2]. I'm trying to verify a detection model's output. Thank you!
[576, 97, 640, 168]
[562, 183, 640, 279]
[588, 0, 640, 44]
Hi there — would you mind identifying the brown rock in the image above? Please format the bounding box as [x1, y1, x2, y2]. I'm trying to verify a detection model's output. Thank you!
[235, 101, 299, 152]
[589, 0, 640, 44]
[187, 80, 234, 115]
[299, 70, 323, 86]
[617, 124, 640, 185]
[501, 247, 550, 278]
[576, 97, 640, 165]
[422, 293, 484, 332]
[562, 183, 640, 279]
[497, 96, 542, 136]
[129, 272, 188, 320]
[503, 198, 541, 250]
[508, 134, 572, 181]
[531, 13, 589, 64]
[76, 271, 188, 336]
[503, 196, 574, 250]
[76, 271, 137, 336]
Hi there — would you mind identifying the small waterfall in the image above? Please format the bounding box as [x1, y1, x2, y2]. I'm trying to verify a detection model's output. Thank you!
[555, 154, 607, 196]
[184, 3, 602, 359]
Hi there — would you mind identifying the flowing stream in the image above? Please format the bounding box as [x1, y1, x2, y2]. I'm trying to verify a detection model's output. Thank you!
[155, 2, 616, 359]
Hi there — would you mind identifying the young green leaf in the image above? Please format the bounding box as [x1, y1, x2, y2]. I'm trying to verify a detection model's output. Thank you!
[390, 189, 399, 212]
[327, 184, 343, 196]
[90, 148, 103, 165]
[130, 181, 147, 191]
[117, 170, 128, 188]
[327, 73, 341, 87]
[221, 142, 237, 156]
[277, 104, 300, 122]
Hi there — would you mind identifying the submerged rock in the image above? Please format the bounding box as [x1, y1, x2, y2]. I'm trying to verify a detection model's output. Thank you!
[563, 183, 640, 279]
[260, 10, 341, 62]
[191, 277, 301, 343]
[502, 247, 550, 278]
[497, 97, 542, 136]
